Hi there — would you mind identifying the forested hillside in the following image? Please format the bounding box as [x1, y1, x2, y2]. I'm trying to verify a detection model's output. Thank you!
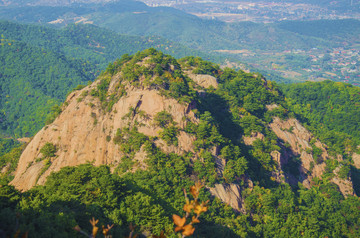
[281, 81, 360, 155]
[281, 81, 360, 196]
[0, 40, 92, 137]
[276, 19, 360, 45]
[1, 49, 360, 237]
[0, 21, 212, 69]
[1, 1, 358, 52]
[0, 21, 214, 137]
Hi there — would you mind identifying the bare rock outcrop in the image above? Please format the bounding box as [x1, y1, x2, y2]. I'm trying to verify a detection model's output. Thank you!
[265, 104, 279, 111]
[243, 132, 264, 146]
[270, 151, 286, 183]
[11, 75, 197, 191]
[1, 163, 11, 174]
[270, 117, 326, 180]
[186, 73, 218, 89]
[331, 167, 355, 197]
[209, 183, 244, 212]
[353, 153, 360, 169]
[17, 137, 31, 143]
[269, 117, 354, 196]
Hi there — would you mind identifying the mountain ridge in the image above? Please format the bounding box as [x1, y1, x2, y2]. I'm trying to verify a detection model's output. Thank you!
[2, 48, 360, 237]
[11, 49, 358, 201]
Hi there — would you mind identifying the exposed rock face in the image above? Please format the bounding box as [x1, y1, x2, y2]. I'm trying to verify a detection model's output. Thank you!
[353, 153, 360, 169]
[11, 74, 197, 191]
[132, 146, 148, 171]
[270, 117, 325, 184]
[209, 183, 244, 212]
[270, 151, 286, 183]
[331, 166, 355, 196]
[17, 137, 31, 143]
[265, 104, 279, 111]
[186, 73, 218, 89]
[0, 163, 11, 174]
[243, 132, 264, 146]
[269, 117, 354, 196]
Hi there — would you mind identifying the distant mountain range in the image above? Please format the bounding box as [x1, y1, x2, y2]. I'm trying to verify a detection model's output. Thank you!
[1, 0, 359, 84]
[1, 0, 359, 52]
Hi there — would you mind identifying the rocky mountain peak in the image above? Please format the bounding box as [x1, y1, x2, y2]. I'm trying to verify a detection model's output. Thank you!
[10, 49, 201, 190]
[10, 49, 357, 209]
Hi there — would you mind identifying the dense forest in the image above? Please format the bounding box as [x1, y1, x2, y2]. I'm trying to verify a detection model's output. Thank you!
[281, 81, 360, 155]
[0, 21, 216, 137]
[0, 21, 212, 69]
[0, 39, 93, 136]
[1, 49, 360, 237]
[276, 19, 360, 45]
[2, 162, 360, 237]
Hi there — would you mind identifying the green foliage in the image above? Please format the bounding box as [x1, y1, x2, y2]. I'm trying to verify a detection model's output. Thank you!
[0, 42, 89, 136]
[40, 142, 57, 158]
[350, 166, 360, 195]
[0, 21, 211, 137]
[179, 56, 220, 77]
[251, 139, 276, 172]
[193, 151, 217, 186]
[282, 80, 360, 155]
[40, 164, 125, 206]
[0, 164, 129, 237]
[239, 115, 264, 136]
[45, 104, 62, 125]
[241, 182, 360, 237]
[115, 49, 197, 103]
[113, 127, 148, 155]
[0, 141, 24, 181]
[153, 110, 173, 128]
[221, 72, 279, 118]
[1, 129, 360, 238]
[337, 162, 350, 179]
[115, 156, 135, 174]
[119, 192, 171, 235]
[0, 138, 20, 157]
[159, 125, 179, 146]
[72, 85, 86, 91]
[0, 37, 359, 237]
[223, 157, 248, 183]
[219, 67, 238, 84]
[311, 144, 323, 164]
[188, 111, 225, 153]
[37, 158, 52, 183]
[264, 105, 288, 123]
[0, 184, 21, 235]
